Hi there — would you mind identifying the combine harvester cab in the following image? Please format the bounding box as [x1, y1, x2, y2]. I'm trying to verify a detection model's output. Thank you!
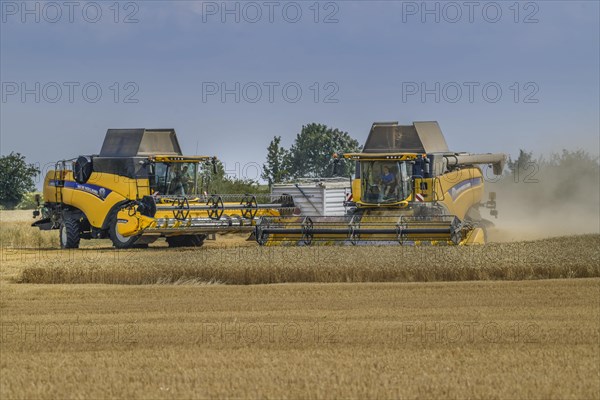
[33, 129, 294, 249]
[255, 121, 505, 246]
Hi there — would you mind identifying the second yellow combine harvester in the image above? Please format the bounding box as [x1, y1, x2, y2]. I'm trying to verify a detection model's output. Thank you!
[33, 129, 293, 248]
[254, 121, 505, 246]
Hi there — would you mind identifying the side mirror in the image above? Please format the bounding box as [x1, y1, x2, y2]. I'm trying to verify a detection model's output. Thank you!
[34, 194, 41, 206]
[485, 191, 497, 213]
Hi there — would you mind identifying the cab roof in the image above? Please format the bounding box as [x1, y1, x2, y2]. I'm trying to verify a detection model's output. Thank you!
[99, 129, 183, 157]
[362, 121, 449, 154]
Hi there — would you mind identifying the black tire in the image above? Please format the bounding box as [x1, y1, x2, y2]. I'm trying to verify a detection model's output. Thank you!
[60, 217, 81, 249]
[166, 234, 206, 248]
[108, 212, 141, 249]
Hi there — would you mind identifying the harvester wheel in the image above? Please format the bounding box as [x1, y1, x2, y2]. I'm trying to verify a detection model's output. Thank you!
[60, 217, 81, 249]
[108, 214, 140, 249]
[166, 235, 206, 248]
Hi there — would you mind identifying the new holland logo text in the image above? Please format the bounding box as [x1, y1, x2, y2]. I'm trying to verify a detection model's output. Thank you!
[50, 180, 112, 201]
[449, 178, 482, 200]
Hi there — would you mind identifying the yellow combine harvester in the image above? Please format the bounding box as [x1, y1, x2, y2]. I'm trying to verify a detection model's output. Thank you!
[255, 121, 505, 246]
[32, 129, 293, 249]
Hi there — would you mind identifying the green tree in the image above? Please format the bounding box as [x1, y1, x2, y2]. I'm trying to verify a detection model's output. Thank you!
[198, 159, 267, 195]
[261, 136, 288, 186]
[0, 152, 40, 209]
[285, 123, 361, 178]
[507, 149, 535, 178]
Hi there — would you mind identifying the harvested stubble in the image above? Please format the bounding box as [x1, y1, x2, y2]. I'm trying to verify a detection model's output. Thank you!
[16, 234, 600, 285]
[1, 279, 599, 399]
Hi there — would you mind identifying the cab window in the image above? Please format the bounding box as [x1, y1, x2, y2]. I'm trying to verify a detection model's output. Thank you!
[360, 161, 412, 203]
[150, 162, 198, 196]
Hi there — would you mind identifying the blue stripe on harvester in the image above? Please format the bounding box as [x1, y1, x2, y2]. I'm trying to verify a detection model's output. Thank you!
[49, 180, 112, 201]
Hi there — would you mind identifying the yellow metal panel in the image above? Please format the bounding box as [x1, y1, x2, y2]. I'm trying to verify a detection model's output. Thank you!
[413, 177, 435, 201]
[436, 167, 483, 220]
[461, 227, 485, 245]
[351, 178, 361, 203]
[42, 170, 142, 228]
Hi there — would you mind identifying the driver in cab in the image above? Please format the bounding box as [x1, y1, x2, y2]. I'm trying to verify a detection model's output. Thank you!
[380, 166, 395, 200]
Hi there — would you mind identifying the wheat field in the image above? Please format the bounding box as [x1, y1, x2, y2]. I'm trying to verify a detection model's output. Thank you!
[1, 235, 596, 285]
[1, 210, 599, 399]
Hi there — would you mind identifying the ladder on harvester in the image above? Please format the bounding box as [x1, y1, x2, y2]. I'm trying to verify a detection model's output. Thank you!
[53, 160, 67, 205]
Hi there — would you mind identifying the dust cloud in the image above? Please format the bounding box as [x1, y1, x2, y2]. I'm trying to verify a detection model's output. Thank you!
[485, 153, 599, 242]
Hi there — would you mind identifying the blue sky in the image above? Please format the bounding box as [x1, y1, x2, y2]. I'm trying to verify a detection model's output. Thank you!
[1, 0, 598, 184]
